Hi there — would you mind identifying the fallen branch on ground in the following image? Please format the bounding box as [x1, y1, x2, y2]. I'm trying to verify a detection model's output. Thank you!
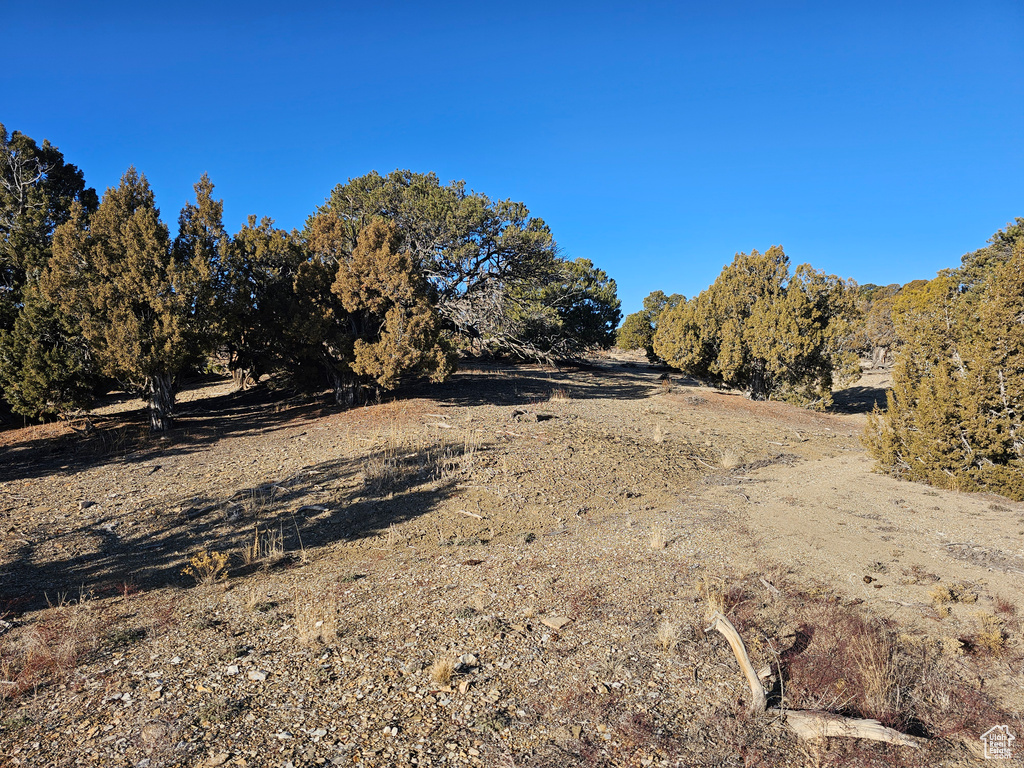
[705, 611, 921, 748]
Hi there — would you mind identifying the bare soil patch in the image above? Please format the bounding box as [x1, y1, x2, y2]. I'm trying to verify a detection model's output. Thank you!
[1, 359, 1020, 767]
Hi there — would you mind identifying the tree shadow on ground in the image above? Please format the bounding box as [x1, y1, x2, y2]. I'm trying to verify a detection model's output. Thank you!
[830, 385, 889, 415]
[0, 362, 660, 485]
[406, 360, 662, 408]
[1, 442, 479, 613]
[0, 379, 336, 485]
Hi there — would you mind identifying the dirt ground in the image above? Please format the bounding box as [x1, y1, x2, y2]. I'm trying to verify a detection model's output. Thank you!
[1, 356, 1022, 767]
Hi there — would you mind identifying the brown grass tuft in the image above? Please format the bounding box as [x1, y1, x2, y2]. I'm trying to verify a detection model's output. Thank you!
[429, 654, 456, 686]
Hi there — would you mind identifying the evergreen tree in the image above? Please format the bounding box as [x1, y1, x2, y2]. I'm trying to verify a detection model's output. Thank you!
[617, 290, 684, 360]
[507, 258, 622, 360]
[313, 170, 584, 358]
[0, 124, 98, 418]
[866, 242, 1024, 499]
[331, 218, 455, 390]
[654, 247, 857, 406]
[218, 215, 306, 387]
[43, 169, 214, 431]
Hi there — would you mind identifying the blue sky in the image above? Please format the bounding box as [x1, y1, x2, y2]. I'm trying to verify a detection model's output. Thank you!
[3, 1, 1022, 315]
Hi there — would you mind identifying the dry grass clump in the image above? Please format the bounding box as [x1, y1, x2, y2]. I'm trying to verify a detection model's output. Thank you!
[649, 526, 667, 550]
[719, 448, 743, 470]
[928, 581, 978, 617]
[240, 526, 285, 565]
[964, 612, 1006, 657]
[361, 450, 401, 490]
[0, 601, 104, 700]
[182, 549, 229, 584]
[292, 587, 337, 645]
[429, 654, 456, 686]
[549, 388, 571, 403]
[656, 620, 678, 652]
[928, 582, 977, 605]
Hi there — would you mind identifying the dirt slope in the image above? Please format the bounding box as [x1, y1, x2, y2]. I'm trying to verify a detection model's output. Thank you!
[1, 358, 1021, 767]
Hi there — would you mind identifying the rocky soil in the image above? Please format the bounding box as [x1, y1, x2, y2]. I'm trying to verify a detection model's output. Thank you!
[1, 357, 1022, 767]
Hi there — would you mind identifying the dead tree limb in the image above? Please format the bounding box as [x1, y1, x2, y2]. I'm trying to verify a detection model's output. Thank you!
[705, 611, 921, 748]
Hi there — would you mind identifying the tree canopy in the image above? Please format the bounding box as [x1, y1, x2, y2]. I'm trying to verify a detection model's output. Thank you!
[866, 222, 1024, 499]
[311, 170, 617, 361]
[653, 247, 857, 406]
[0, 124, 98, 419]
[617, 290, 684, 360]
[43, 170, 215, 430]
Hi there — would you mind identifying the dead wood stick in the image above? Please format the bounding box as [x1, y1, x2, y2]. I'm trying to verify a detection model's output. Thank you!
[758, 577, 781, 597]
[706, 611, 767, 713]
[455, 509, 483, 519]
[707, 611, 921, 748]
[694, 456, 719, 470]
[772, 709, 920, 748]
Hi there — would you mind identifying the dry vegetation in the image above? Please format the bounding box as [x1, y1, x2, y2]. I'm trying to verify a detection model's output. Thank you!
[0, 356, 1021, 766]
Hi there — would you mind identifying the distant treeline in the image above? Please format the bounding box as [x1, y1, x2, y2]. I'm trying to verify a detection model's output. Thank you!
[0, 124, 621, 430]
[617, 220, 1024, 500]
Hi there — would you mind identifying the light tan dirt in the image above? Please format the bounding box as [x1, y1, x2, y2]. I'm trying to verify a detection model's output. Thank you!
[0, 357, 1021, 767]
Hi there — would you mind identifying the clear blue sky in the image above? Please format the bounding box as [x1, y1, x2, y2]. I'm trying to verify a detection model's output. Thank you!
[3, 1, 1022, 315]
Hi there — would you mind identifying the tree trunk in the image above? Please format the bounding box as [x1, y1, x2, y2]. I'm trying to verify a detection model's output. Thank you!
[148, 373, 176, 432]
[749, 361, 769, 401]
[326, 367, 356, 406]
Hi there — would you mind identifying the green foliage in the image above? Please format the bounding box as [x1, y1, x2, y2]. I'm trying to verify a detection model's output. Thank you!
[217, 215, 306, 387]
[654, 246, 857, 406]
[42, 170, 215, 431]
[866, 238, 1024, 500]
[617, 290, 683, 360]
[958, 217, 1024, 294]
[312, 170, 615, 359]
[0, 283, 96, 418]
[331, 218, 455, 389]
[507, 258, 621, 360]
[0, 124, 98, 419]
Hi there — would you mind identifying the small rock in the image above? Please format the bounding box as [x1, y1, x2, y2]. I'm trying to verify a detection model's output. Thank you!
[458, 680, 471, 694]
[205, 754, 230, 767]
[169, 656, 183, 665]
[276, 731, 293, 740]
[458, 654, 479, 668]
[79, 500, 97, 511]
[570, 725, 582, 739]
[225, 665, 240, 676]
[310, 728, 327, 738]
[247, 669, 269, 682]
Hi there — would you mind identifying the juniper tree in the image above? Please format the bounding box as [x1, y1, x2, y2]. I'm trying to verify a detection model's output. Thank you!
[0, 124, 98, 418]
[866, 237, 1024, 499]
[617, 290, 684, 360]
[312, 171, 582, 358]
[43, 170, 214, 431]
[217, 215, 305, 387]
[331, 218, 455, 390]
[654, 246, 857, 406]
[506, 258, 621, 361]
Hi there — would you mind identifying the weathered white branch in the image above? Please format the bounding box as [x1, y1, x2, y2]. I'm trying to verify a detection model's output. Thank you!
[706, 610, 921, 749]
